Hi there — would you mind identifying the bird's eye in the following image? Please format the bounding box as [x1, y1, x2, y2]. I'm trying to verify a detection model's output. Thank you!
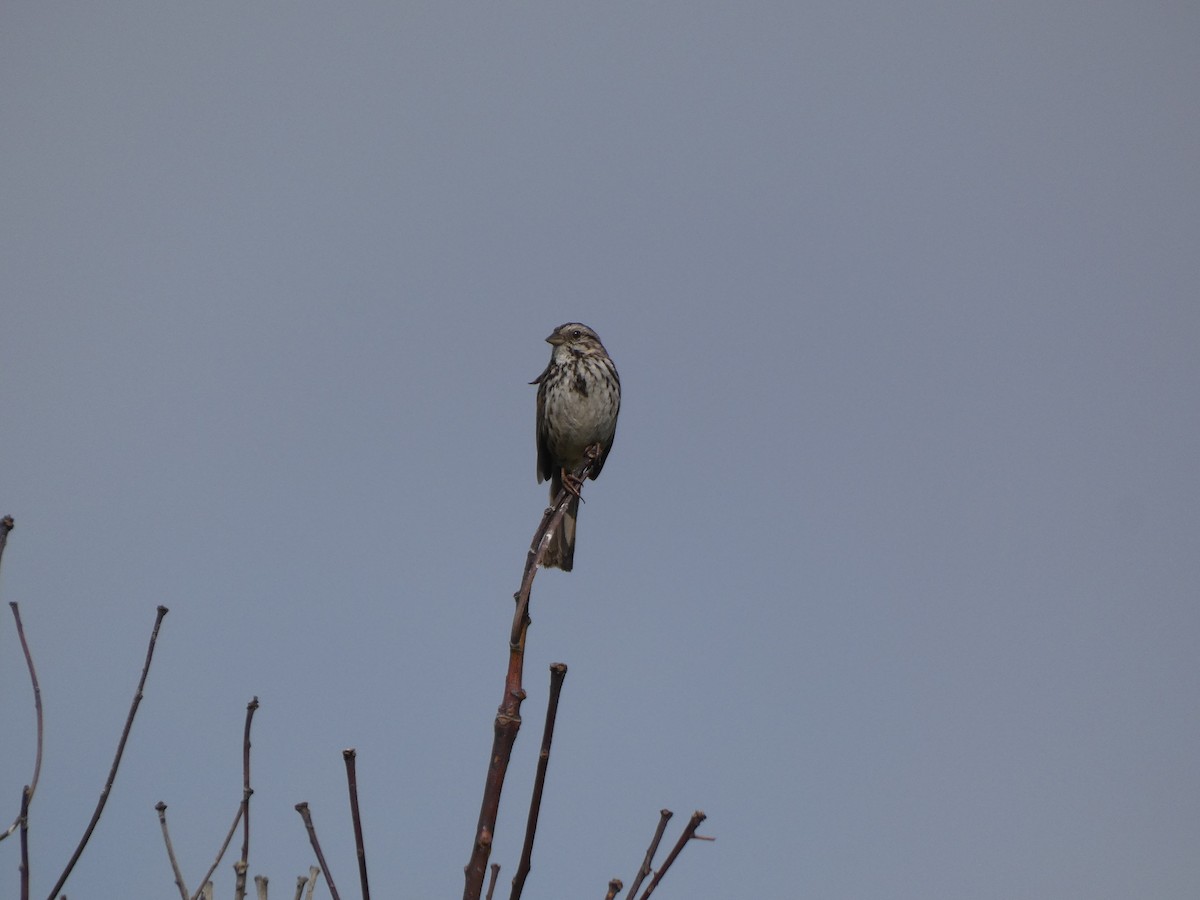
[571, 329, 582, 339]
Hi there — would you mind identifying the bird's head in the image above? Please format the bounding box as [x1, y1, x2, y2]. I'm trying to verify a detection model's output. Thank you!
[546, 323, 606, 359]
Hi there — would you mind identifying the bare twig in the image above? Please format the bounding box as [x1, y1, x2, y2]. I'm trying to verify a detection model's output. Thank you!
[295, 804, 341, 900]
[190, 804, 243, 900]
[0, 515, 13, 564]
[510, 663, 568, 900]
[45, 605, 170, 900]
[1, 603, 44, 842]
[254, 874, 268, 900]
[156, 802, 190, 900]
[292, 874, 309, 900]
[19, 786, 31, 900]
[624, 809, 673, 900]
[604, 878, 623, 900]
[485, 864, 500, 900]
[342, 749, 370, 900]
[463, 459, 596, 900]
[234, 861, 249, 900]
[239, 698, 260, 881]
[187, 697, 259, 899]
[304, 865, 321, 900]
[636, 811, 709, 900]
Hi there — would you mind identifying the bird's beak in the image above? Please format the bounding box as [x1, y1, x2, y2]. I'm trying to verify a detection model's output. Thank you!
[545, 332, 564, 346]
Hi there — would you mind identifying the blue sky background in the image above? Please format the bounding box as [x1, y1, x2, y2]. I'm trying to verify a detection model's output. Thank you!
[2, 4, 1198, 898]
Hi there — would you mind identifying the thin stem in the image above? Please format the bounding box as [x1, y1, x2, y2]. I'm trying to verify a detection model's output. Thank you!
[0, 515, 13, 566]
[156, 802, 190, 900]
[45, 605, 170, 900]
[485, 864, 500, 900]
[188, 697, 259, 899]
[623, 810, 673, 900]
[300, 868, 319, 900]
[19, 786, 31, 900]
[239, 698, 260, 880]
[509, 663, 568, 900]
[463, 459, 596, 900]
[636, 811, 708, 900]
[254, 874, 269, 900]
[1, 603, 44, 842]
[304, 866, 320, 900]
[604, 879, 623, 900]
[295, 803, 341, 900]
[190, 804, 243, 900]
[342, 749, 370, 900]
[234, 860, 249, 900]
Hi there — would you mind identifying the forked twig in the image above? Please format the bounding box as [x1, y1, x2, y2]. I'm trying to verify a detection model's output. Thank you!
[295, 803, 341, 900]
[156, 802, 190, 900]
[1, 603, 44, 843]
[624, 809, 673, 900]
[636, 811, 709, 900]
[510, 663, 568, 900]
[342, 749, 371, 900]
[187, 697, 260, 899]
[463, 459, 597, 900]
[45, 605, 170, 900]
[190, 804, 243, 900]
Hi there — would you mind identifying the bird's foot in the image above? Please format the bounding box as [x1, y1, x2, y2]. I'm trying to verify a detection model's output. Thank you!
[560, 469, 585, 500]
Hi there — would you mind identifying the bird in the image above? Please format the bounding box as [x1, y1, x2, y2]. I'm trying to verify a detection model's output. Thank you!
[531, 323, 621, 571]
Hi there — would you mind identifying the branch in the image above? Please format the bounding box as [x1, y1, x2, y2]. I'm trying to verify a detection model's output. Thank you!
[463, 459, 596, 900]
[19, 786, 31, 900]
[509, 663, 568, 900]
[300, 868, 319, 900]
[636, 811, 710, 900]
[485, 864, 500, 900]
[187, 697, 259, 899]
[254, 874, 269, 900]
[604, 878, 623, 900]
[303, 866, 320, 900]
[623, 809, 672, 900]
[190, 803, 243, 900]
[239, 698, 260, 882]
[0, 603, 44, 843]
[45, 604, 170, 900]
[342, 749, 370, 900]
[234, 860, 249, 900]
[295, 803, 340, 900]
[156, 802, 190, 900]
[0, 515, 13, 566]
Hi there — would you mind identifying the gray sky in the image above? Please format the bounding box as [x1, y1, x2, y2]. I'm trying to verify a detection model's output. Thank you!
[2, 3, 1198, 898]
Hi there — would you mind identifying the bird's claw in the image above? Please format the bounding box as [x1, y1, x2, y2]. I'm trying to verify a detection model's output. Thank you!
[561, 470, 584, 499]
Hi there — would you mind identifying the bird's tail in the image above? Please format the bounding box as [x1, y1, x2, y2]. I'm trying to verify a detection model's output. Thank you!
[542, 475, 578, 572]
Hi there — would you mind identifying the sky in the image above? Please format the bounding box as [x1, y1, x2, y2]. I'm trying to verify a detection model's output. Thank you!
[1, 3, 1198, 898]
